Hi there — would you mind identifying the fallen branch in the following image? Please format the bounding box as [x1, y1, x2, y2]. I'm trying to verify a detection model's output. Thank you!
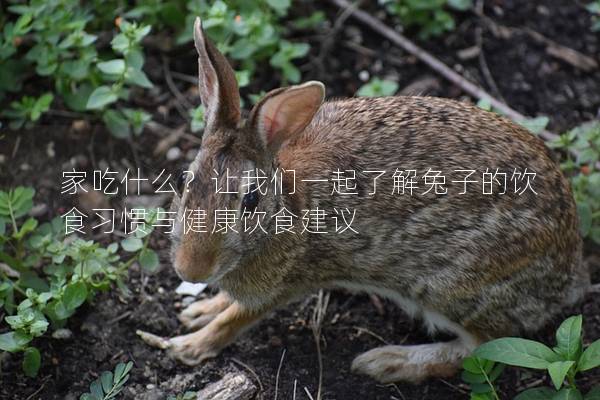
[329, 0, 600, 172]
[330, 0, 557, 139]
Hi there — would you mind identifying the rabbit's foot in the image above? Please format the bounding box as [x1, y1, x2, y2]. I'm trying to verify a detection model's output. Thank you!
[138, 301, 264, 366]
[351, 339, 471, 383]
[179, 291, 232, 331]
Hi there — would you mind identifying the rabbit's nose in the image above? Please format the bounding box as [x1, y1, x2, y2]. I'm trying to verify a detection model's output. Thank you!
[173, 246, 216, 283]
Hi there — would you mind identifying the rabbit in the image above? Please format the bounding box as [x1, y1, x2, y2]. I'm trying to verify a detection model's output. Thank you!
[138, 17, 590, 384]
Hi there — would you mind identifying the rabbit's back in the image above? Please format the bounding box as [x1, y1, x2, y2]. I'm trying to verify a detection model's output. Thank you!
[278, 96, 588, 337]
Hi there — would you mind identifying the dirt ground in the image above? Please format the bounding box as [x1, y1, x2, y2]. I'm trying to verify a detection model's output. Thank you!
[1, 0, 600, 399]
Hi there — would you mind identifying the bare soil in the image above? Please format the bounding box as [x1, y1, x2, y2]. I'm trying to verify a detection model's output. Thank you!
[1, 0, 600, 399]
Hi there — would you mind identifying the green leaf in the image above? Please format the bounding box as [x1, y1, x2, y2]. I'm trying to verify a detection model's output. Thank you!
[0, 331, 32, 352]
[520, 116, 550, 135]
[556, 315, 582, 360]
[548, 361, 574, 390]
[23, 347, 41, 377]
[139, 248, 159, 272]
[14, 217, 38, 240]
[474, 338, 559, 369]
[577, 202, 593, 236]
[19, 270, 49, 292]
[125, 68, 153, 88]
[266, 0, 291, 14]
[553, 388, 583, 400]
[100, 370, 114, 393]
[461, 369, 487, 383]
[515, 387, 557, 400]
[121, 237, 143, 252]
[63, 281, 88, 310]
[578, 340, 600, 371]
[86, 86, 118, 110]
[97, 59, 126, 75]
[102, 109, 130, 138]
[90, 380, 104, 399]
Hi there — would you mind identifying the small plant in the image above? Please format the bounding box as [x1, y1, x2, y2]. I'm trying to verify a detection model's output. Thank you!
[379, 0, 473, 39]
[189, 105, 205, 133]
[0, 93, 53, 130]
[80, 361, 133, 400]
[463, 315, 600, 399]
[587, 1, 600, 31]
[0, 0, 312, 135]
[461, 357, 504, 400]
[548, 121, 600, 244]
[356, 77, 399, 97]
[0, 187, 160, 376]
[476, 98, 550, 135]
[1, 2, 153, 138]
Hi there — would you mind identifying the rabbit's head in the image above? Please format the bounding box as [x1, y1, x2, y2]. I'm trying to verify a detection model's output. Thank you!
[170, 17, 324, 283]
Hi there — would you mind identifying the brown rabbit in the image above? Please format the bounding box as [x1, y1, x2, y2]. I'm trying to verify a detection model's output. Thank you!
[139, 17, 589, 384]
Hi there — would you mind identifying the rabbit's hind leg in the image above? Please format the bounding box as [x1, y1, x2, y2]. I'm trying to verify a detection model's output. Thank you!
[351, 337, 475, 384]
[351, 309, 480, 383]
[178, 291, 232, 331]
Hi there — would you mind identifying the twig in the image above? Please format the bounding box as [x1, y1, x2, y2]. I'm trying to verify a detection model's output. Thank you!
[353, 326, 391, 345]
[231, 357, 264, 397]
[330, 0, 535, 129]
[170, 71, 199, 85]
[475, 24, 504, 102]
[25, 378, 48, 400]
[108, 310, 132, 325]
[274, 349, 286, 400]
[475, 10, 598, 72]
[303, 387, 315, 400]
[314, 0, 361, 76]
[330, 0, 600, 170]
[11, 135, 21, 159]
[293, 379, 298, 400]
[310, 290, 330, 400]
[162, 56, 193, 120]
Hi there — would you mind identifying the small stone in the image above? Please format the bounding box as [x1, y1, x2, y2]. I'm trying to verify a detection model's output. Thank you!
[358, 70, 370, 82]
[72, 119, 90, 132]
[30, 203, 48, 218]
[46, 141, 55, 158]
[166, 147, 182, 161]
[52, 328, 73, 340]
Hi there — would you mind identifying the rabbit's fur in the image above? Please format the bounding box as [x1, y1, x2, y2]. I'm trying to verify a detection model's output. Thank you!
[165, 18, 589, 383]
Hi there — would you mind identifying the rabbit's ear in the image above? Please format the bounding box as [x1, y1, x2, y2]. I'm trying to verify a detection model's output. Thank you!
[249, 81, 325, 153]
[193, 17, 240, 130]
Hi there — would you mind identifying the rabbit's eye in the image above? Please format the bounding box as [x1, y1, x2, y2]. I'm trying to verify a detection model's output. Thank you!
[176, 171, 187, 194]
[242, 183, 259, 213]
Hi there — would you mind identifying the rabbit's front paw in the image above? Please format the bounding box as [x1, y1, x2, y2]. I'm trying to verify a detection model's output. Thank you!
[179, 291, 232, 331]
[168, 330, 222, 365]
[137, 326, 223, 366]
[139, 301, 266, 366]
